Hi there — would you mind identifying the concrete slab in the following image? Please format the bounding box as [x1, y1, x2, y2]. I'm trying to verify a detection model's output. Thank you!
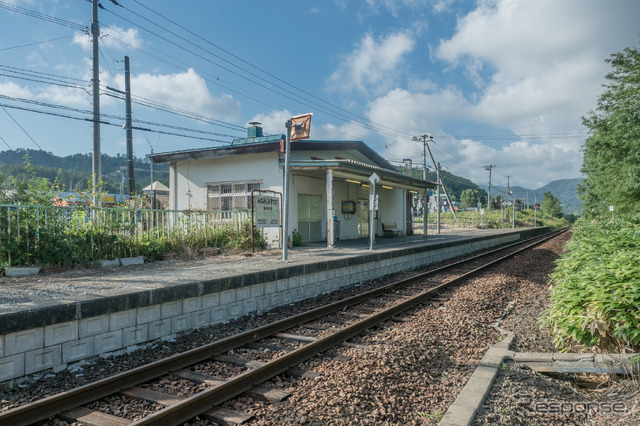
[119, 256, 144, 266]
[99, 259, 120, 268]
[4, 267, 41, 277]
[439, 333, 515, 426]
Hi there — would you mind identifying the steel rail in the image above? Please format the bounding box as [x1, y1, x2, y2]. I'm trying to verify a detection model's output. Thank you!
[0, 228, 566, 426]
[132, 229, 567, 425]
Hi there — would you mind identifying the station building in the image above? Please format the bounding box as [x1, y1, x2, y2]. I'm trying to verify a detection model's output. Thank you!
[148, 123, 437, 247]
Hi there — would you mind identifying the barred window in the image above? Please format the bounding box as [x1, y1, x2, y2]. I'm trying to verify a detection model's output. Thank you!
[206, 180, 261, 211]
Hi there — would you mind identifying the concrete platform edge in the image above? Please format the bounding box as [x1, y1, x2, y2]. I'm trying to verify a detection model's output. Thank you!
[0, 227, 550, 382]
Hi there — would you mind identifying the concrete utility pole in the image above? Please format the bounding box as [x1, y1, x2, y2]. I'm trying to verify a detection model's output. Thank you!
[282, 120, 292, 261]
[413, 134, 457, 230]
[423, 137, 457, 222]
[124, 56, 135, 196]
[484, 165, 495, 210]
[436, 162, 441, 234]
[91, 0, 101, 207]
[403, 158, 412, 176]
[506, 176, 511, 228]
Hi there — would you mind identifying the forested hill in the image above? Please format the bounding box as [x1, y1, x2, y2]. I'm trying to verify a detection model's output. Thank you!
[395, 165, 487, 201]
[494, 178, 583, 215]
[0, 148, 169, 193]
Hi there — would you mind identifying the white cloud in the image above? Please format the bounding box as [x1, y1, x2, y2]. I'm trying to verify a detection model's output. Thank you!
[393, 0, 640, 186]
[367, 88, 473, 134]
[248, 110, 292, 136]
[314, 121, 372, 141]
[122, 68, 241, 121]
[434, 0, 640, 136]
[363, 0, 434, 16]
[329, 30, 416, 94]
[0, 81, 35, 99]
[38, 85, 90, 107]
[73, 25, 143, 52]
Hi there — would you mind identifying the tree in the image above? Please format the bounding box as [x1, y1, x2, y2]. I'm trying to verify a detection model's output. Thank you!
[541, 191, 563, 218]
[579, 43, 640, 217]
[461, 188, 479, 209]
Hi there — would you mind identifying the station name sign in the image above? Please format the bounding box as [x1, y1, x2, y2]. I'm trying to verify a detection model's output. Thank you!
[254, 195, 280, 227]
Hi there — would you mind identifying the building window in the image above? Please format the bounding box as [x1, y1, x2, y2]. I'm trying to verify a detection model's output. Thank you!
[206, 180, 262, 211]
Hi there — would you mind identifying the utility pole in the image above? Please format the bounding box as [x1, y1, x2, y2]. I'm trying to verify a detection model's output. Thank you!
[484, 165, 495, 210]
[436, 162, 441, 234]
[91, 0, 101, 207]
[506, 176, 510, 226]
[124, 56, 135, 196]
[507, 176, 516, 226]
[403, 158, 412, 176]
[282, 119, 292, 261]
[413, 134, 457, 221]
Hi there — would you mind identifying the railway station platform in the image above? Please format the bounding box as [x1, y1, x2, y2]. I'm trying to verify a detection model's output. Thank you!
[0, 227, 550, 382]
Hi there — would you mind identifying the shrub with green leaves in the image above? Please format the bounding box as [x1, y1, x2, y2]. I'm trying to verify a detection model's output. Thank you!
[541, 214, 640, 352]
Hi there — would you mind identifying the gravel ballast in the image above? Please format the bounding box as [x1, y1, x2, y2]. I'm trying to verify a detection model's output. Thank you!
[1, 231, 637, 425]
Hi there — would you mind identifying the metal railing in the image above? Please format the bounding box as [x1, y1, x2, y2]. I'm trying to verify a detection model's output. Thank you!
[0, 204, 249, 267]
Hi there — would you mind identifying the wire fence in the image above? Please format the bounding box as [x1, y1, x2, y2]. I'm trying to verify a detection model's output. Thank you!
[413, 210, 539, 233]
[0, 204, 249, 267]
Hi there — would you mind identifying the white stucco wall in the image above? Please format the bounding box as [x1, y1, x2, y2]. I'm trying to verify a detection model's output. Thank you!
[166, 147, 412, 244]
[171, 152, 281, 211]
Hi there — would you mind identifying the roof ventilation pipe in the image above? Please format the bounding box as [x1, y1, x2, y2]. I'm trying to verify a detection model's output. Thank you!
[247, 122, 263, 138]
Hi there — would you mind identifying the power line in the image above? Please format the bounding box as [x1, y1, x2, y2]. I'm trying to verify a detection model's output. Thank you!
[126, 0, 412, 140]
[102, 3, 411, 142]
[0, 1, 88, 31]
[2, 106, 43, 150]
[0, 34, 77, 52]
[0, 136, 13, 150]
[0, 102, 231, 144]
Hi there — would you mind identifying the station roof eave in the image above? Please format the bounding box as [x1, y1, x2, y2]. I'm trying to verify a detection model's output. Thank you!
[284, 159, 438, 192]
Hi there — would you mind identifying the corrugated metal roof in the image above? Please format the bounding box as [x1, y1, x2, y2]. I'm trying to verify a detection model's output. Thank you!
[231, 134, 285, 146]
[286, 158, 437, 189]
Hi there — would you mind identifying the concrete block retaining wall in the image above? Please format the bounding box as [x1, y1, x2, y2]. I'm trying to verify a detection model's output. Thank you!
[0, 228, 548, 382]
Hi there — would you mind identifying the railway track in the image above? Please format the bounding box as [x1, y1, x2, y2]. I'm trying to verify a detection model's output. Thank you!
[0, 229, 567, 426]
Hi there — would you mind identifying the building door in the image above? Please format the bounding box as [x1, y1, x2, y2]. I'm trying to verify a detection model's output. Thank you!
[357, 198, 369, 238]
[297, 194, 323, 242]
[405, 192, 413, 236]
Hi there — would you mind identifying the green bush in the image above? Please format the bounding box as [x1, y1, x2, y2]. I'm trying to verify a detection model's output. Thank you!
[541, 214, 640, 352]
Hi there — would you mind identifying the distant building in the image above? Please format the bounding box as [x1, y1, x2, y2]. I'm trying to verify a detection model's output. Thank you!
[143, 181, 169, 210]
[149, 123, 436, 247]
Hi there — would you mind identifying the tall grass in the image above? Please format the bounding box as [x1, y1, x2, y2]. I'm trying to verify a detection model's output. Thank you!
[0, 204, 265, 268]
[541, 214, 640, 352]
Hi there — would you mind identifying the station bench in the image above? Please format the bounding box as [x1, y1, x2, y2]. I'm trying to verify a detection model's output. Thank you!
[382, 222, 403, 237]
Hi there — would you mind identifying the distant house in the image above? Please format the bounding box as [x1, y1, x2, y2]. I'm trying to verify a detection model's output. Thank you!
[143, 181, 169, 210]
[148, 123, 436, 247]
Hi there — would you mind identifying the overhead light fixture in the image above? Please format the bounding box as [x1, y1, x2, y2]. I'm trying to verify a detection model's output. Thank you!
[382, 185, 394, 190]
[409, 190, 418, 194]
[346, 179, 361, 184]
[362, 184, 370, 188]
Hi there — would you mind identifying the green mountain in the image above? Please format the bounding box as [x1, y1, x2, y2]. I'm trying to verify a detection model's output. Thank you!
[494, 178, 583, 215]
[0, 148, 169, 194]
[397, 166, 487, 202]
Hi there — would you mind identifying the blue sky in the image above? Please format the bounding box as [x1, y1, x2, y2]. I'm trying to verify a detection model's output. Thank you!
[0, 0, 639, 189]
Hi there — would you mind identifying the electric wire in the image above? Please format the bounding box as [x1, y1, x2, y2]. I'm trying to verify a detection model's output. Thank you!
[126, 0, 414, 140]
[0, 135, 13, 150]
[2, 106, 43, 150]
[0, 34, 77, 52]
[0, 1, 88, 31]
[101, 4, 410, 141]
[0, 102, 229, 143]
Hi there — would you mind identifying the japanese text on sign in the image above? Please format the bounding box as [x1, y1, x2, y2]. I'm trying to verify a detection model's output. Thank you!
[255, 195, 281, 227]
